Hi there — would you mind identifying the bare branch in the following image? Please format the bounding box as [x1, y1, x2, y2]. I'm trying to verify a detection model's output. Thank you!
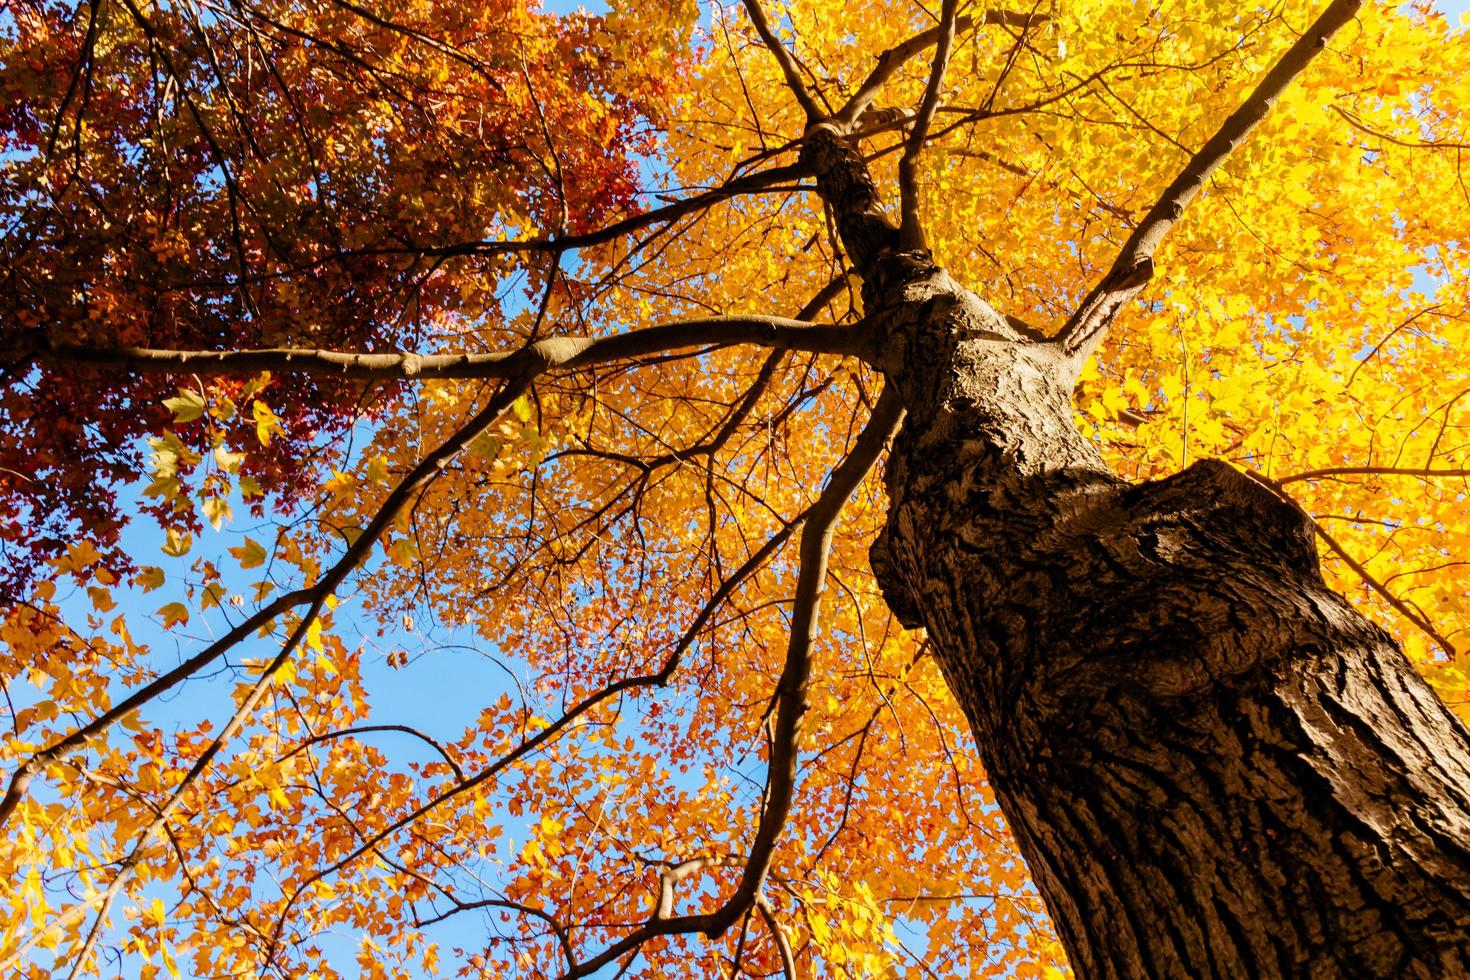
[416, 897, 578, 970]
[277, 724, 466, 782]
[755, 894, 797, 978]
[25, 314, 875, 382]
[1275, 466, 1470, 486]
[657, 855, 746, 918]
[835, 12, 1049, 130]
[897, 0, 961, 250]
[1056, 0, 1366, 363]
[741, 0, 825, 125]
[554, 388, 904, 978]
[1243, 469, 1459, 658]
[1329, 103, 1470, 151]
[160, 161, 808, 292]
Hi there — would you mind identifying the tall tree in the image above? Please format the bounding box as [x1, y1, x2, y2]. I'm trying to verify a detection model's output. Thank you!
[3, 0, 1469, 976]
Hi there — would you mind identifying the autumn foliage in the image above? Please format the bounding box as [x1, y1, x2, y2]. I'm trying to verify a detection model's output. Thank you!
[0, 0, 663, 589]
[2, 0, 1468, 976]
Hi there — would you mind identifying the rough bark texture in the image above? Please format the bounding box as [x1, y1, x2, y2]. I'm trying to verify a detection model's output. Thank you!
[866, 268, 1470, 977]
[797, 118, 1470, 976]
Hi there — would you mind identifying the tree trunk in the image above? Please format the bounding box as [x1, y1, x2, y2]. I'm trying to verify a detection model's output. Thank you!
[866, 266, 1470, 977]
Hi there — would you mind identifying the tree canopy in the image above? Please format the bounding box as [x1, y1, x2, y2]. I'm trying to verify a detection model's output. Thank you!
[2, 0, 1468, 975]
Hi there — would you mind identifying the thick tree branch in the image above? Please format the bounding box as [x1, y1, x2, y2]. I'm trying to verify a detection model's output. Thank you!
[799, 126, 902, 279]
[897, 0, 960, 251]
[754, 894, 797, 978]
[740, 0, 825, 125]
[1056, 0, 1366, 362]
[24, 314, 874, 382]
[1244, 469, 1459, 658]
[656, 855, 746, 918]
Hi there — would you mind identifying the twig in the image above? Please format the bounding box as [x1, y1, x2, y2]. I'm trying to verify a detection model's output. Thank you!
[1275, 465, 1470, 485]
[834, 12, 1049, 130]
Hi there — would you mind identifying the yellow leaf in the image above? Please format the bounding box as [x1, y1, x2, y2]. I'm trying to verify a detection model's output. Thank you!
[162, 388, 206, 423]
[305, 616, 324, 653]
[365, 455, 391, 484]
[214, 445, 246, 473]
[158, 602, 189, 629]
[230, 536, 268, 569]
[161, 528, 192, 557]
[253, 399, 285, 446]
[203, 496, 231, 531]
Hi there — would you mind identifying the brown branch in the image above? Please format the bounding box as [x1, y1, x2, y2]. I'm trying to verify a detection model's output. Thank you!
[1275, 465, 1470, 485]
[275, 724, 466, 781]
[26, 314, 875, 382]
[656, 855, 746, 918]
[740, 0, 824, 125]
[1329, 103, 1470, 151]
[834, 12, 1049, 130]
[415, 897, 578, 969]
[158, 161, 808, 292]
[897, 0, 960, 251]
[754, 894, 797, 978]
[323, 0, 506, 91]
[1243, 469, 1458, 658]
[554, 388, 904, 979]
[1346, 305, 1449, 388]
[1056, 0, 1366, 362]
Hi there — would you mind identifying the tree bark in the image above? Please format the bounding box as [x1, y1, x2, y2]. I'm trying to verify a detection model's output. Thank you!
[866, 266, 1470, 977]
